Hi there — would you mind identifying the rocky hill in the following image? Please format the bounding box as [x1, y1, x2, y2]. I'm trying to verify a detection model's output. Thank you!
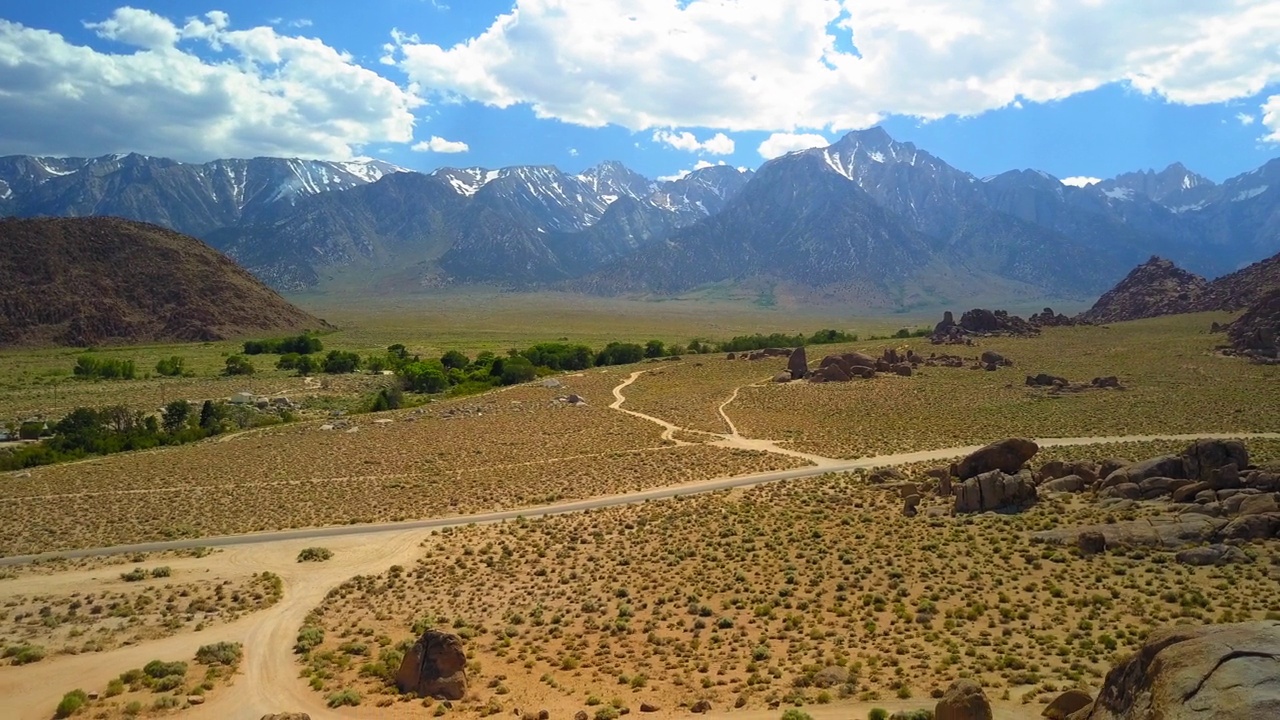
[1077, 257, 1209, 323]
[1227, 288, 1280, 359]
[1080, 248, 1280, 324]
[0, 217, 327, 347]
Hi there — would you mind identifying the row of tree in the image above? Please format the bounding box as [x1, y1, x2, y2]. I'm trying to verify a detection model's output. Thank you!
[0, 399, 285, 471]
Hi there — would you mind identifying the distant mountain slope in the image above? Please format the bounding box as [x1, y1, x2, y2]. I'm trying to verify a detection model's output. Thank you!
[0, 153, 405, 237]
[0, 217, 326, 347]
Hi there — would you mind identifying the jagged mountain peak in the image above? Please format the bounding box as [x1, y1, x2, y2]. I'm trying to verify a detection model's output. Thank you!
[1100, 162, 1215, 207]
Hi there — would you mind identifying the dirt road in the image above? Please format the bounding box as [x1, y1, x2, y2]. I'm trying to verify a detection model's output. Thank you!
[2, 367, 1277, 719]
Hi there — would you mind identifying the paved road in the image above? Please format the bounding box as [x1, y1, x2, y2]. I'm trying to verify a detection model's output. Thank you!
[6, 431, 1277, 566]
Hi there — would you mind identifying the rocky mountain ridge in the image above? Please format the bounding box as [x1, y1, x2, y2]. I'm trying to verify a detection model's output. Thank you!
[2, 132, 1278, 307]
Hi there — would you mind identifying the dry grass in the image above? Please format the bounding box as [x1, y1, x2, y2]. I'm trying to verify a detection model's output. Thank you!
[0, 370, 806, 555]
[304, 438, 1280, 715]
[729, 313, 1280, 459]
[0, 572, 279, 662]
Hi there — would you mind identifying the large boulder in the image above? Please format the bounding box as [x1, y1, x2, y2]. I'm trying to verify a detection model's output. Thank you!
[1043, 689, 1093, 719]
[935, 679, 993, 720]
[1076, 621, 1280, 719]
[787, 345, 808, 380]
[1175, 544, 1252, 567]
[844, 351, 877, 368]
[956, 438, 1039, 479]
[1032, 516, 1229, 551]
[1103, 455, 1185, 486]
[1182, 439, 1249, 482]
[955, 469, 1037, 513]
[395, 630, 468, 700]
[1042, 475, 1086, 493]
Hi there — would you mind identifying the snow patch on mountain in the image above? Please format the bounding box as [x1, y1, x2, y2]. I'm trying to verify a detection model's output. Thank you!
[1233, 186, 1268, 202]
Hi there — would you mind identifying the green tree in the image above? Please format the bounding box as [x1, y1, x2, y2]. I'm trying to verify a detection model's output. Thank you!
[400, 361, 449, 393]
[499, 356, 537, 385]
[295, 354, 318, 375]
[441, 350, 470, 370]
[198, 400, 220, 431]
[644, 339, 666, 358]
[161, 400, 192, 435]
[224, 355, 255, 376]
[322, 350, 361, 374]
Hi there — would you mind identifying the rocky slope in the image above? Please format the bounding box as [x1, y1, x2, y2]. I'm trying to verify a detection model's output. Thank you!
[1078, 257, 1209, 323]
[0, 217, 326, 347]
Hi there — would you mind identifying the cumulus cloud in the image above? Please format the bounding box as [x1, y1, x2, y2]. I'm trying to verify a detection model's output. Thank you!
[1236, 112, 1257, 126]
[0, 8, 421, 161]
[1060, 176, 1102, 187]
[652, 130, 735, 155]
[412, 136, 470, 153]
[387, 0, 1280, 133]
[757, 132, 831, 159]
[1263, 95, 1280, 142]
[658, 159, 720, 182]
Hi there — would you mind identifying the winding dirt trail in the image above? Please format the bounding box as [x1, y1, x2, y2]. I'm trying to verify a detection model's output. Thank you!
[3, 367, 1279, 720]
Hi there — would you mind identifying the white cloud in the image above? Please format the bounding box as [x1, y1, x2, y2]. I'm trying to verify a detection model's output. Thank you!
[84, 6, 180, 49]
[412, 136, 470, 153]
[652, 129, 735, 155]
[1060, 176, 1102, 187]
[1263, 95, 1280, 142]
[757, 132, 830, 159]
[658, 159, 720, 182]
[0, 9, 421, 161]
[1236, 112, 1256, 126]
[389, 0, 1280, 133]
[568, 147, 579, 156]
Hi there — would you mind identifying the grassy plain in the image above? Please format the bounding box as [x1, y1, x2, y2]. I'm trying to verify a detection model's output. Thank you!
[306, 439, 1280, 715]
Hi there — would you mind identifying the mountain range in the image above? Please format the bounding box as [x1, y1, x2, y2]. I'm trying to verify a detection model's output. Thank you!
[2, 129, 1278, 308]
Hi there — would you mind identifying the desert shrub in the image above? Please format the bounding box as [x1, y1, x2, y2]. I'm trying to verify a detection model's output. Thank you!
[55, 689, 88, 718]
[150, 566, 171, 578]
[152, 695, 181, 709]
[782, 710, 814, 720]
[195, 642, 243, 666]
[594, 707, 620, 720]
[370, 386, 404, 412]
[498, 356, 538, 385]
[869, 710, 889, 720]
[105, 678, 125, 697]
[5, 643, 46, 664]
[154, 356, 187, 377]
[223, 355, 255, 376]
[297, 547, 334, 563]
[142, 659, 187, 679]
[121, 567, 148, 582]
[327, 689, 362, 707]
[295, 625, 325, 654]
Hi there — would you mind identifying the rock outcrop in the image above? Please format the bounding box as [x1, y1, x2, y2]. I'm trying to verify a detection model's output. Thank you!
[1226, 288, 1280, 361]
[1182, 439, 1249, 482]
[954, 469, 1038, 513]
[1043, 689, 1093, 719]
[395, 630, 468, 700]
[956, 438, 1040, 479]
[1075, 621, 1280, 719]
[787, 345, 809, 379]
[1078, 256, 1208, 324]
[1029, 307, 1080, 328]
[935, 679, 993, 720]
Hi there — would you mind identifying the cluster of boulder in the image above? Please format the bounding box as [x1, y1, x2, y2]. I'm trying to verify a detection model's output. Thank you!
[777, 346, 920, 383]
[932, 619, 1280, 718]
[1025, 374, 1123, 392]
[939, 438, 1043, 514]
[931, 308, 1040, 344]
[1028, 307, 1081, 328]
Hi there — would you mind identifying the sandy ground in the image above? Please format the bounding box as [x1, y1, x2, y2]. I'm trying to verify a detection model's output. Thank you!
[2, 371, 1277, 719]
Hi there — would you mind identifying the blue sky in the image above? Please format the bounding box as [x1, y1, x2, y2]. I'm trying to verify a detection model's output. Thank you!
[0, 1, 1277, 184]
